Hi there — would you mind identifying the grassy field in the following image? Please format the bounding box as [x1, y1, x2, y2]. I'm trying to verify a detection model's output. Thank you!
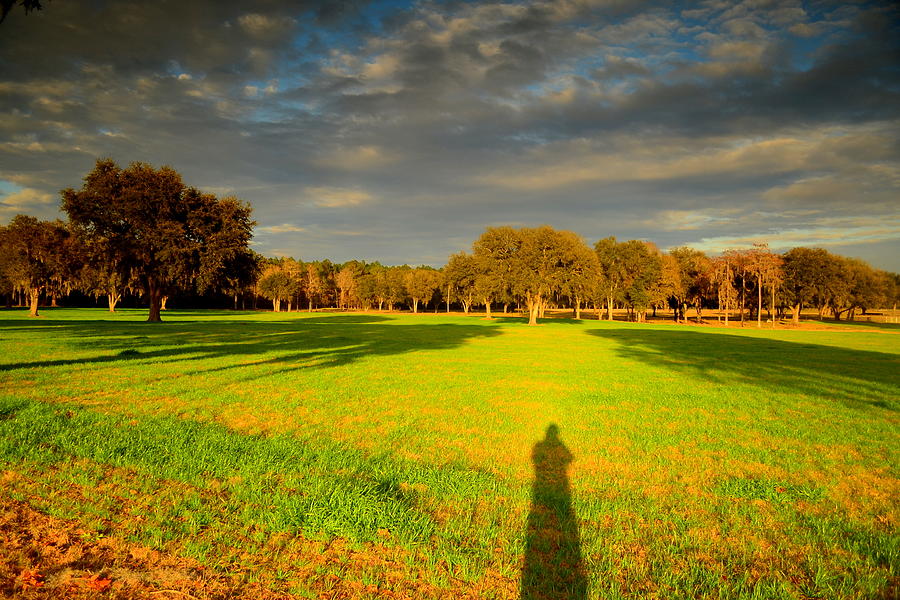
[0, 308, 898, 599]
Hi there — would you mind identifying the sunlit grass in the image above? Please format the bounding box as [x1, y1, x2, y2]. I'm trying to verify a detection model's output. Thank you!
[1, 308, 898, 598]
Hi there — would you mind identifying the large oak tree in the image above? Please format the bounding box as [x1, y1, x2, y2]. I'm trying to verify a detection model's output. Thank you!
[0, 215, 68, 317]
[62, 159, 254, 322]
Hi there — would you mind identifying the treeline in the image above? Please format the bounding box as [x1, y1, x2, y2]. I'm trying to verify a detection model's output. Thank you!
[441, 227, 900, 325]
[5, 219, 898, 326]
[252, 226, 898, 326]
[2, 160, 898, 325]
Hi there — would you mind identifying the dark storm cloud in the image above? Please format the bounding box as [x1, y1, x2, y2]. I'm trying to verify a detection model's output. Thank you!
[1, 0, 898, 269]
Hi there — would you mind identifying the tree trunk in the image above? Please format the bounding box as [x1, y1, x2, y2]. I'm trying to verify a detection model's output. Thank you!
[108, 292, 120, 313]
[574, 298, 581, 319]
[147, 283, 162, 322]
[462, 300, 470, 314]
[50, 293, 58, 307]
[756, 282, 762, 328]
[413, 298, 419, 313]
[446, 285, 451, 313]
[504, 303, 508, 314]
[234, 294, 239, 310]
[309, 299, 313, 312]
[273, 298, 281, 312]
[160, 296, 168, 311]
[28, 288, 40, 317]
[527, 297, 540, 326]
[484, 298, 492, 319]
[606, 296, 613, 320]
[771, 287, 776, 328]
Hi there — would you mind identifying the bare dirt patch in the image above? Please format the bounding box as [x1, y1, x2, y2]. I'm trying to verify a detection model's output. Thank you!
[0, 496, 257, 599]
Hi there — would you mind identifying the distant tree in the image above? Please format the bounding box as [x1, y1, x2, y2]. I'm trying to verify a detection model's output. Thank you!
[650, 253, 680, 319]
[62, 159, 254, 322]
[744, 243, 783, 328]
[781, 248, 835, 324]
[510, 226, 587, 326]
[336, 261, 365, 309]
[305, 262, 326, 311]
[405, 267, 442, 313]
[669, 247, 712, 322]
[594, 237, 625, 320]
[258, 262, 299, 312]
[279, 258, 303, 311]
[618, 240, 662, 323]
[472, 226, 521, 318]
[221, 249, 262, 310]
[833, 257, 883, 321]
[356, 271, 379, 310]
[444, 252, 478, 313]
[560, 234, 600, 320]
[78, 255, 137, 312]
[0, 215, 68, 317]
[711, 255, 739, 325]
[885, 272, 900, 312]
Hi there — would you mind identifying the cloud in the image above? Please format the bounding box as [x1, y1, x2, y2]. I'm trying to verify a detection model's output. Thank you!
[0, 0, 897, 270]
[478, 134, 816, 190]
[304, 187, 374, 208]
[0, 186, 56, 217]
[257, 223, 307, 234]
[680, 216, 900, 253]
[653, 209, 738, 231]
[237, 13, 296, 38]
[314, 145, 396, 170]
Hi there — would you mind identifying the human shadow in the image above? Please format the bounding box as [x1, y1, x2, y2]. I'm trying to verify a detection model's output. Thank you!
[587, 328, 899, 411]
[521, 424, 587, 600]
[0, 314, 502, 379]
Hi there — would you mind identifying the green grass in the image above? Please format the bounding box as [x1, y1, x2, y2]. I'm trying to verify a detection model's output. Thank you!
[1, 308, 898, 598]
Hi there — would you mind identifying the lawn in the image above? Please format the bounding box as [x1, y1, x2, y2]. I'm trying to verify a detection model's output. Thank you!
[1, 309, 898, 599]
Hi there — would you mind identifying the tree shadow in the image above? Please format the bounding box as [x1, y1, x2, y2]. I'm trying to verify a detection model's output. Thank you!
[811, 318, 900, 331]
[521, 424, 587, 600]
[0, 314, 502, 377]
[587, 328, 899, 411]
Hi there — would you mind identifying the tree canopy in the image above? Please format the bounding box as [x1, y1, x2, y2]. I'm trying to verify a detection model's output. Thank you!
[62, 159, 255, 322]
[0, 215, 68, 317]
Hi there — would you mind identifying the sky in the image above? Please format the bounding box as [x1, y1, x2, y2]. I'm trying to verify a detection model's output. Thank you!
[1, 0, 898, 270]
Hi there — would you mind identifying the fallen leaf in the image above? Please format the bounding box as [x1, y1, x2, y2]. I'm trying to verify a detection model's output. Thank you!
[20, 569, 44, 590]
[84, 573, 112, 592]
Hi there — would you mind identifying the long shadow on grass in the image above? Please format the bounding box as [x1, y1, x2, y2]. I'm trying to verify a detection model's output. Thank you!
[521, 424, 587, 600]
[588, 328, 900, 411]
[0, 314, 502, 376]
